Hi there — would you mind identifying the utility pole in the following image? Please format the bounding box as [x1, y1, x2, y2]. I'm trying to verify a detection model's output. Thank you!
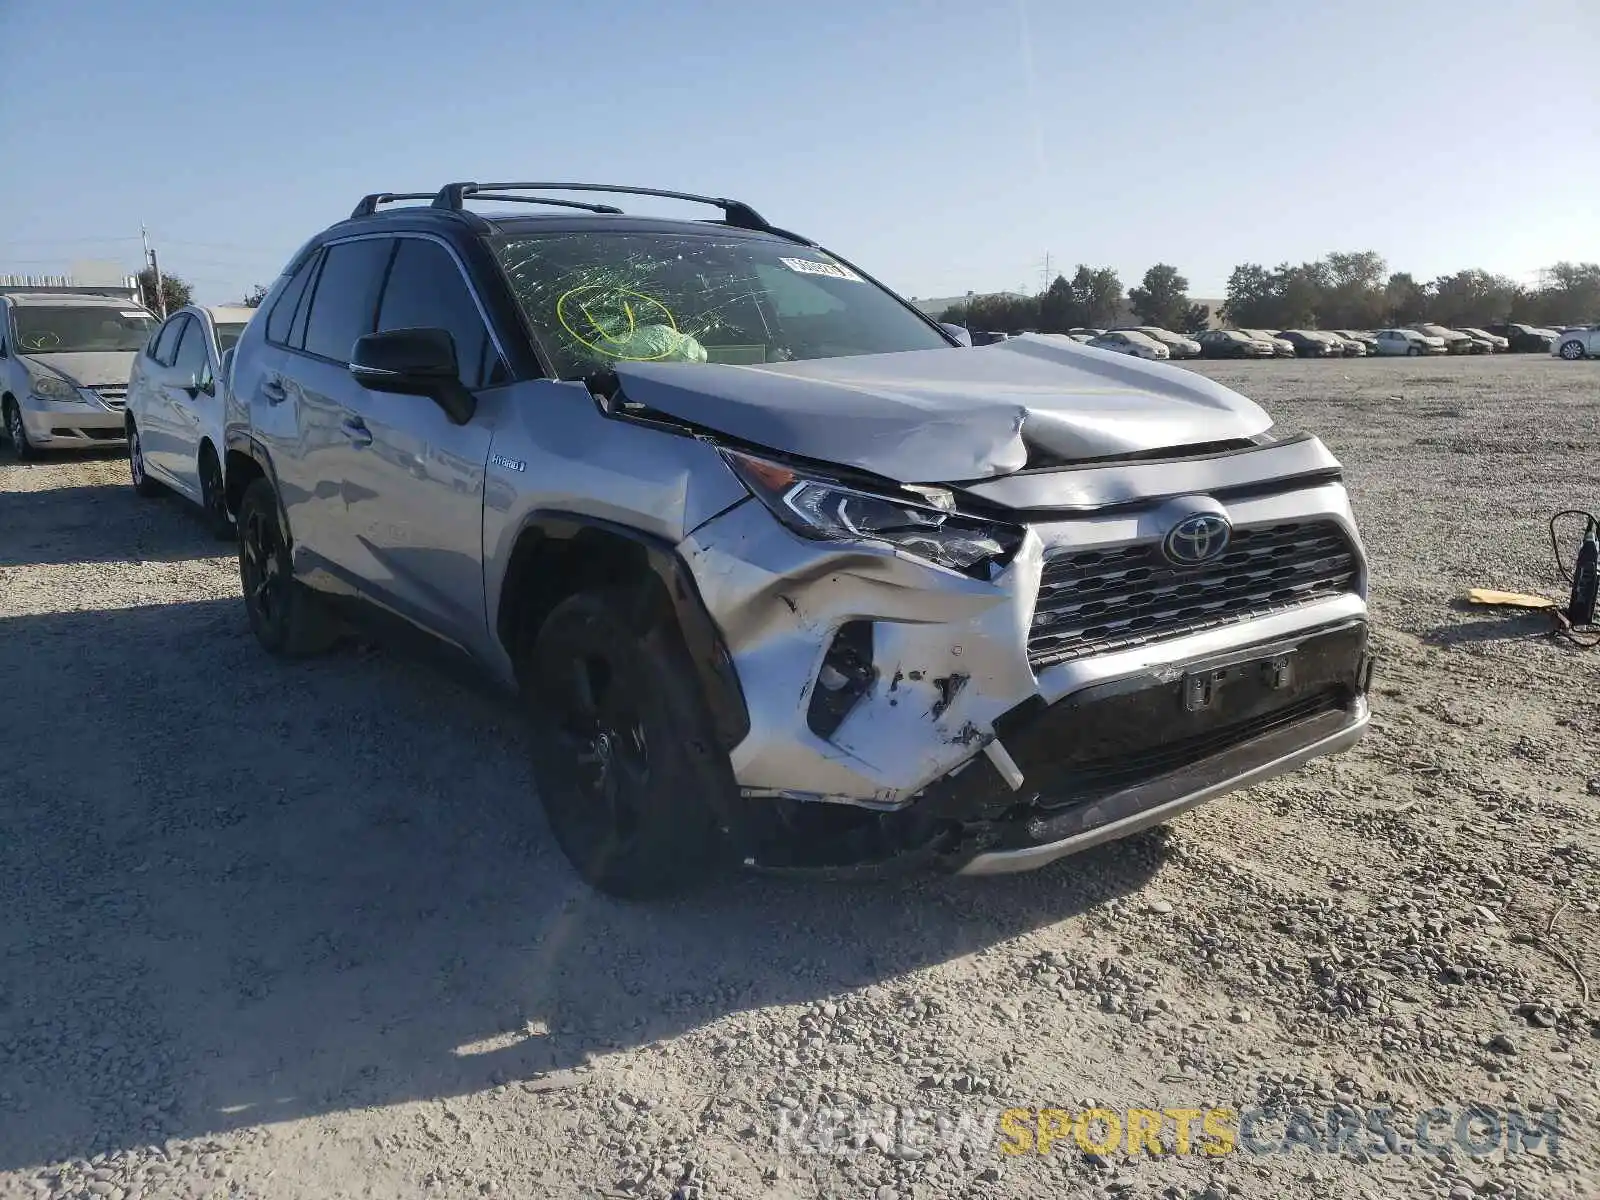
[141, 224, 166, 318]
[1042, 251, 1052, 292]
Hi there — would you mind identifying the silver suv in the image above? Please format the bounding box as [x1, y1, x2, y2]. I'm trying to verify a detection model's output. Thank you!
[225, 182, 1373, 897]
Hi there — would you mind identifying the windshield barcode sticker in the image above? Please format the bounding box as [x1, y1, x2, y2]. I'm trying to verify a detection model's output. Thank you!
[780, 257, 863, 282]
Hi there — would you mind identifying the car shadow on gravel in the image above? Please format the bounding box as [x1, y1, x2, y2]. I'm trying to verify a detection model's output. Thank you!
[1422, 606, 1561, 648]
[0, 484, 228, 567]
[0, 597, 1170, 1171]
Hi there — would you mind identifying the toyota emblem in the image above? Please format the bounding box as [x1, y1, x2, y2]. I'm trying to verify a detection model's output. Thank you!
[1163, 513, 1232, 566]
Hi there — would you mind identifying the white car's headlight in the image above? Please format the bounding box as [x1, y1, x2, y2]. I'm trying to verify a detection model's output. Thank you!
[723, 450, 1022, 577]
[30, 374, 77, 401]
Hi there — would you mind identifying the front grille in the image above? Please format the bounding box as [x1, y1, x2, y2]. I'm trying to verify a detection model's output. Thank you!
[93, 386, 127, 410]
[1028, 519, 1358, 668]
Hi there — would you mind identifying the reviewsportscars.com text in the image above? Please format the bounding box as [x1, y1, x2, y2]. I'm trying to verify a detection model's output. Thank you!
[775, 1103, 1564, 1161]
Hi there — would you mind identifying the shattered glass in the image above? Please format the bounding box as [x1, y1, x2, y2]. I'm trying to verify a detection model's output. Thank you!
[490, 232, 948, 380]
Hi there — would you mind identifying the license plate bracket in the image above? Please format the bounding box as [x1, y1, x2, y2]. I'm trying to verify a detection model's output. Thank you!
[1182, 652, 1296, 713]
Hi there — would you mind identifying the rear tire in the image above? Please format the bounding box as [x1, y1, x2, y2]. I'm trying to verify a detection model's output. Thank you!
[128, 420, 162, 497]
[197, 444, 233, 539]
[523, 586, 732, 899]
[5, 398, 36, 462]
[237, 477, 340, 658]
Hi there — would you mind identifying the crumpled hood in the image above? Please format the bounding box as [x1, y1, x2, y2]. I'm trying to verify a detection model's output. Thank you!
[612, 334, 1272, 483]
[21, 351, 137, 390]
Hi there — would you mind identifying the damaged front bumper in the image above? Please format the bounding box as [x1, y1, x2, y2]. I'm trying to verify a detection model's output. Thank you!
[679, 443, 1371, 874]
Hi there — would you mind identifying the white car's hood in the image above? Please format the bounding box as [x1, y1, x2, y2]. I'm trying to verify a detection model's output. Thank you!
[21, 351, 137, 390]
[612, 334, 1273, 483]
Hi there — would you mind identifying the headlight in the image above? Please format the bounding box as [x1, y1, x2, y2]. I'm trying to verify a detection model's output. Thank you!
[723, 450, 1022, 577]
[30, 375, 76, 401]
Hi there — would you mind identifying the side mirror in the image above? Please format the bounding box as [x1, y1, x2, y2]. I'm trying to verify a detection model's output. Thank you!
[940, 322, 973, 347]
[349, 328, 475, 425]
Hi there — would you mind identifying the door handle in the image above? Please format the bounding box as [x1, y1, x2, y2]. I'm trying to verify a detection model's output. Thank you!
[341, 416, 373, 447]
[261, 378, 286, 404]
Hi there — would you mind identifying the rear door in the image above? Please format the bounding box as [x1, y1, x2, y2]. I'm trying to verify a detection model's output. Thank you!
[160, 315, 213, 498]
[342, 234, 503, 651]
[150, 315, 198, 482]
[272, 236, 394, 585]
[130, 314, 185, 478]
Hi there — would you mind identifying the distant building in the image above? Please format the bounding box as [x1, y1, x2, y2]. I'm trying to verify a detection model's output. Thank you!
[0, 272, 143, 304]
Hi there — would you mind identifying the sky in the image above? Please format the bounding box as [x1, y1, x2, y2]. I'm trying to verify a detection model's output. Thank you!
[1, 1, 1596, 306]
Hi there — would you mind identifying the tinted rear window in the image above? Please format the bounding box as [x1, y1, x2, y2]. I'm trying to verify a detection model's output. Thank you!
[299, 238, 392, 361]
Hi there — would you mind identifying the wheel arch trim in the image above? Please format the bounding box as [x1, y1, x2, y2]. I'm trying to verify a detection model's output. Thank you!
[499, 510, 751, 751]
[222, 430, 290, 536]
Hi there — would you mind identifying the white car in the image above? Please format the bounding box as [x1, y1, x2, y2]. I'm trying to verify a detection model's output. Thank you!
[125, 304, 255, 535]
[1553, 325, 1600, 360]
[1132, 326, 1202, 358]
[1458, 327, 1508, 352]
[1, 292, 158, 458]
[1373, 328, 1447, 356]
[1409, 324, 1475, 355]
[1087, 330, 1169, 360]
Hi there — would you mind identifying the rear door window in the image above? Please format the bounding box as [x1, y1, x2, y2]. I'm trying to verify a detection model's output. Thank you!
[299, 238, 393, 362]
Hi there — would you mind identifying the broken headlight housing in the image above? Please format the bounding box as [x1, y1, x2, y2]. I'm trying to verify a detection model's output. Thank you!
[723, 450, 1022, 577]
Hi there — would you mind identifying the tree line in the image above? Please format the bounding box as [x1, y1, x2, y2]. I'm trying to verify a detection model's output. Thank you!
[940, 256, 1600, 335]
[939, 264, 1204, 336]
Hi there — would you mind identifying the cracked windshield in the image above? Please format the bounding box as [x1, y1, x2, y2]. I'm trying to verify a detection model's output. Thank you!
[492, 232, 949, 377]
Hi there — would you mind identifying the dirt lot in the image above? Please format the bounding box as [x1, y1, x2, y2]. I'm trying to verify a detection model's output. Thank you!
[1, 355, 1596, 1200]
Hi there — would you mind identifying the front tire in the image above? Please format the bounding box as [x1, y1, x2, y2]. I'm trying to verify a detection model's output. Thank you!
[237, 477, 339, 658]
[4, 399, 36, 462]
[1559, 340, 1586, 360]
[523, 587, 732, 899]
[197, 445, 232, 539]
[1407, 346, 1421, 357]
[128, 420, 162, 496]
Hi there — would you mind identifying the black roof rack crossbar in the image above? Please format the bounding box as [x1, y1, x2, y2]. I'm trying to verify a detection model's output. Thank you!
[350, 192, 437, 218]
[432, 182, 774, 232]
[468, 193, 625, 215]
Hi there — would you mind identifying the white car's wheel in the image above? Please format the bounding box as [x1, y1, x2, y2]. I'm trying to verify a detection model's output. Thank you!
[1559, 340, 1585, 360]
[128, 420, 163, 497]
[198, 445, 233, 539]
[5, 398, 36, 462]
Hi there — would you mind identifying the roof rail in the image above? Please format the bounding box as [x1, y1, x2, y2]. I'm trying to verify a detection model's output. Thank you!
[430, 182, 779, 234]
[350, 192, 437, 218]
[469, 193, 625, 215]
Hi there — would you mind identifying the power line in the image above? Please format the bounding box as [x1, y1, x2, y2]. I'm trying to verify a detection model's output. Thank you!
[0, 236, 143, 247]
[156, 238, 274, 253]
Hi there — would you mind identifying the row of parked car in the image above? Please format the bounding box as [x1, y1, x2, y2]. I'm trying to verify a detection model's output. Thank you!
[968, 321, 1597, 361]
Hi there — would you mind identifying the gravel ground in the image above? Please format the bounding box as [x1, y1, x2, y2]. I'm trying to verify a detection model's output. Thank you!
[1, 354, 1596, 1200]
